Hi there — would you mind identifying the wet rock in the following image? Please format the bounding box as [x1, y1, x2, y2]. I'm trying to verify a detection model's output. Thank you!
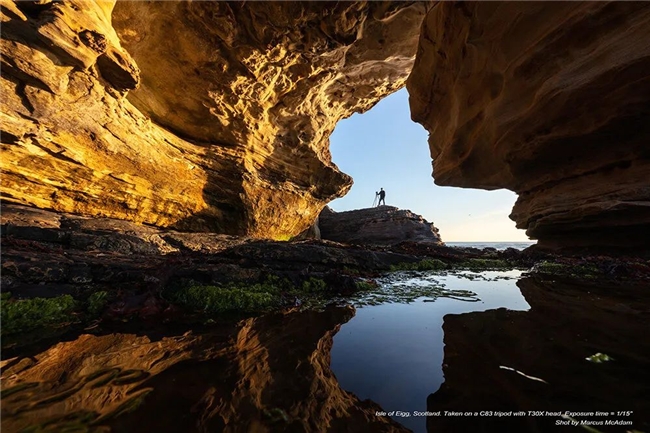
[292, 216, 322, 241]
[0, 204, 443, 306]
[1, 203, 247, 255]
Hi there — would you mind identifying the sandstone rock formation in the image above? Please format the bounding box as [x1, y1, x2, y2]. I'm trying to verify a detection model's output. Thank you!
[3, 0, 648, 250]
[1, 307, 410, 433]
[407, 2, 650, 250]
[1, 0, 429, 238]
[319, 205, 443, 246]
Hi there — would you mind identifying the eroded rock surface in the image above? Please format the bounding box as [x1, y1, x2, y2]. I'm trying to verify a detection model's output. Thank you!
[4, 0, 645, 250]
[320, 206, 443, 246]
[407, 2, 650, 250]
[1, 0, 429, 238]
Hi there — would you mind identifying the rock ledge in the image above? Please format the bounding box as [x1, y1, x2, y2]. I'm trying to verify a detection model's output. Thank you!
[319, 206, 443, 246]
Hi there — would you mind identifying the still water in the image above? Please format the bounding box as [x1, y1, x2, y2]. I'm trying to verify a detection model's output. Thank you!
[2, 270, 648, 432]
[331, 270, 529, 433]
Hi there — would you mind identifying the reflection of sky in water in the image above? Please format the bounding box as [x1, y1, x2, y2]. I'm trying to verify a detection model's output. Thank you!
[330, 270, 530, 433]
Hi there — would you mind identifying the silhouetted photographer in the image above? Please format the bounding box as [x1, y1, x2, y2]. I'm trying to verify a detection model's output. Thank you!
[375, 188, 386, 206]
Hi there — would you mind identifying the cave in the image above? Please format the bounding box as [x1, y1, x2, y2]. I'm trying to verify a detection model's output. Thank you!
[2, 3, 650, 432]
[1, 0, 649, 251]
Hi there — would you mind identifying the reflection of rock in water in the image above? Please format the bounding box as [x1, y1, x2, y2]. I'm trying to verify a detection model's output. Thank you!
[427, 276, 650, 433]
[1, 307, 409, 433]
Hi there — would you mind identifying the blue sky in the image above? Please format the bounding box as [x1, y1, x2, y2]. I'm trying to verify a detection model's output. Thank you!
[328, 88, 531, 242]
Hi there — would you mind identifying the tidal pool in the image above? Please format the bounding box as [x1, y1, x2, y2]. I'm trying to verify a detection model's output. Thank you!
[331, 270, 530, 433]
[1, 270, 648, 432]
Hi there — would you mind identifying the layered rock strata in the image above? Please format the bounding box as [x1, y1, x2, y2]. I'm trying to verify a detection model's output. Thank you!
[4, 0, 647, 250]
[407, 2, 650, 250]
[1, 0, 429, 238]
[319, 206, 443, 246]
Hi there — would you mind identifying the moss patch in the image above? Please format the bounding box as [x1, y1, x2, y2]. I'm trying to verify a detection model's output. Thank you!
[163, 275, 351, 315]
[355, 280, 378, 291]
[1, 294, 77, 336]
[301, 277, 328, 293]
[342, 266, 361, 276]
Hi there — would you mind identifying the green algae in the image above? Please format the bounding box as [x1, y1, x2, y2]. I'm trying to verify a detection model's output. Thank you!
[301, 277, 328, 293]
[166, 284, 281, 315]
[585, 352, 614, 363]
[389, 258, 447, 272]
[86, 291, 109, 317]
[355, 280, 378, 291]
[1, 294, 77, 336]
[460, 258, 511, 270]
[342, 266, 361, 276]
[163, 275, 338, 315]
[533, 260, 601, 279]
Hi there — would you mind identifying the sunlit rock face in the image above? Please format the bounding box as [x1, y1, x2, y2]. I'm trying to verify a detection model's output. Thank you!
[408, 2, 650, 250]
[1, 0, 429, 238]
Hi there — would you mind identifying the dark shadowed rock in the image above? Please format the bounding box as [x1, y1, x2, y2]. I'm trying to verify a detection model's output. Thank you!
[426, 276, 650, 432]
[319, 206, 443, 246]
[408, 2, 650, 251]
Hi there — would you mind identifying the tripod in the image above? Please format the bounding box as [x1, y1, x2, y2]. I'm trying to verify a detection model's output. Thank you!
[372, 194, 378, 207]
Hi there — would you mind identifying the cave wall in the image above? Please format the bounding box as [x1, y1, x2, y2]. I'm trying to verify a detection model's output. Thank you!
[1, 0, 429, 238]
[4, 0, 648, 248]
[407, 2, 650, 249]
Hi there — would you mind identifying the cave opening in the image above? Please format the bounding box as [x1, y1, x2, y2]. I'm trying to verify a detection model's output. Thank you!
[328, 88, 533, 244]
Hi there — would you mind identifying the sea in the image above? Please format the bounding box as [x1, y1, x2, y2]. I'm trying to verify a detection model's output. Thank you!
[445, 241, 536, 250]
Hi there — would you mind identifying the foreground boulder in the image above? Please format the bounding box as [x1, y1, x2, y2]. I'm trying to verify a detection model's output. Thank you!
[319, 206, 443, 246]
[407, 2, 650, 251]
